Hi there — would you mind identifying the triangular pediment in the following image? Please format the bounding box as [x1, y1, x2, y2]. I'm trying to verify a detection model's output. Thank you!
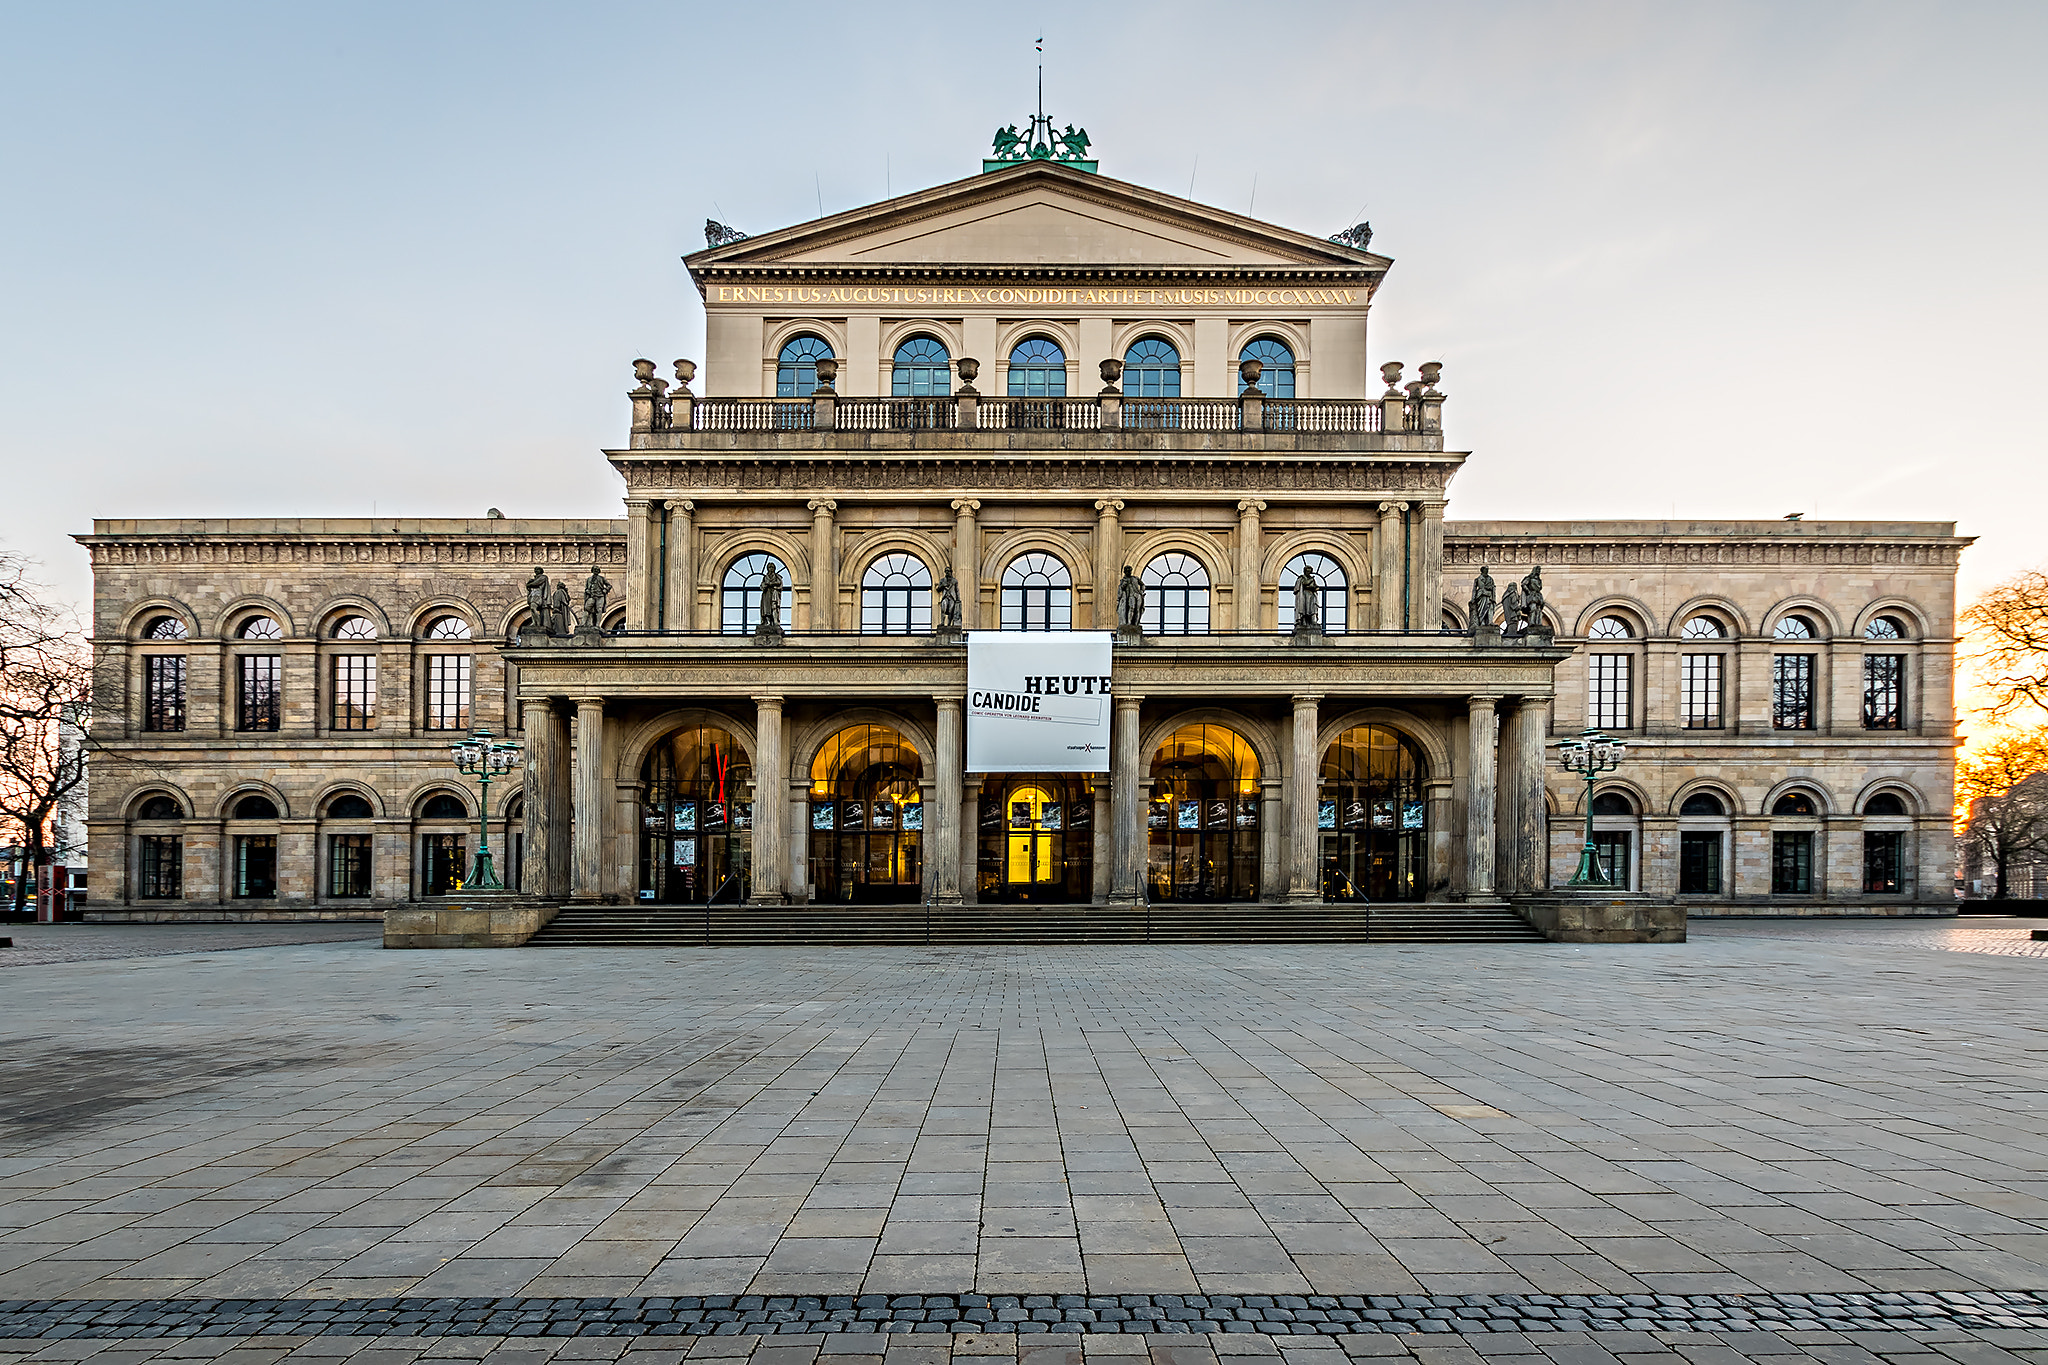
[687, 161, 1388, 276]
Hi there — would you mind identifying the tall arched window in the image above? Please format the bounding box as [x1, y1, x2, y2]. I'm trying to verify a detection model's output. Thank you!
[891, 337, 951, 397]
[721, 553, 789, 635]
[1008, 338, 1067, 397]
[776, 335, 834, 397]
[1318, 725, 1426, 901]
[1000, 554, 1073, 632]
[1277, 552, 1347, 634]
[1141, 553, 1210, 635]
[1122, 337, 1181, 398]
[861, 554, 932, 634]
[1239, 337, 1296, 397]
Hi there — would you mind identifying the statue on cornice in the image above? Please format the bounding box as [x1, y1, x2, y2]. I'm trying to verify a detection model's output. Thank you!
[1501, 580, 1524, 639]
[1519, 566, 1549, 640]
[1292, 565, 1322, 636]
[525, 567, 550, 635]
[757, 559, 785, 637]
[582, 566, 613, 632]
[1059, 125, 1091, 160]
[991, 125, 1026, 160]
[1468, 565, 1496, 631]
[938, 565, 962, 631]
[547, 581, 574, 638]
[1117, 565, 1145, 633]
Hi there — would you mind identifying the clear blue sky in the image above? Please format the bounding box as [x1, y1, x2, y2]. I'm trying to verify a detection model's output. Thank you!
[3, 1, 2042, 609]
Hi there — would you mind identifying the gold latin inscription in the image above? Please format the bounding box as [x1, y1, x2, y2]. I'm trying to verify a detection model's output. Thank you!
[712, 285, 1362, 307]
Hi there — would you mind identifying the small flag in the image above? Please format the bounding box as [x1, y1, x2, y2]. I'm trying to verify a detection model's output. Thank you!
[1036, 33, 1042, 52]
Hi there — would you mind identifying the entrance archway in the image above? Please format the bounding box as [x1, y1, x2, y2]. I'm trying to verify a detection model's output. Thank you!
[1147, 723, 1260, 901]
[976, 777, 1094, 902]
[638, 725, 752, 903]
[807, 724, 924, 904]
[1318, 725, 1426, 901]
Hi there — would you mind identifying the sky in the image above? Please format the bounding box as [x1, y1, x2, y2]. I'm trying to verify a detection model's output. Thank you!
[2, 0, 2043, 640]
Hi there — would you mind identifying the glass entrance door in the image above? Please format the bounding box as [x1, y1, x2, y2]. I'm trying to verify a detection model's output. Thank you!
[807, 724, 923, 904]
[1317, 725, 1427, 901]
[1147, 723, 1261, 902]
[638, 726, 753, 904]
[976, 776, 1094, 902]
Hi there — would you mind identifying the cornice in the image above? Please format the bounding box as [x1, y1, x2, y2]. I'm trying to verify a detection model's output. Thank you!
[693, 264, 1384, 285]
[84, 537, 625, 567]
[1442, 539, 1965, 568]
[612, 454, 1458, 496]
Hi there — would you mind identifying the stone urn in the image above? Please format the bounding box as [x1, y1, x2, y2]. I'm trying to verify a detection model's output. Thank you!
[811, 356, 839, 392]
[1239, 357, 1264, 393]
[672, 358, 696, 393]
[1098, 358, 1124, 392]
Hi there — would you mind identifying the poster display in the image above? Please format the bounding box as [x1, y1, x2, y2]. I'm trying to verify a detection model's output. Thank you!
[966, 632, 1113, 773]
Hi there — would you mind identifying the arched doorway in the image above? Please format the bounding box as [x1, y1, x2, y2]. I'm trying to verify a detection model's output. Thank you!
[977, 777, 1094, 902]
[1147, 723, 1260, 901]
[1318, 725, 1426, 901]
[808, 724, 923, 904]
[638, 725, 752, 904]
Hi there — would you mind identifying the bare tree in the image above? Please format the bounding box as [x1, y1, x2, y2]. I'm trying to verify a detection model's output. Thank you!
[1957, 727, 2048, 900]
[0, 550, 92, 914]
[1962, 566, 2048, 720]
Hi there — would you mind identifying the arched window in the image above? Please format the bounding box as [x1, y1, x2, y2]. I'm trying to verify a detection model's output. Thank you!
[1866, 792, 1907, 815]
[1773, 615, 1815, 640]
[332, 615, 377, 640]
[420, 793, 468, 820]
[1587, 616, 1633, 640]
[232, 794, 279, 819]
[1318, 725, 1427, 902]
[326, 793, 374, 819]
[1680, 792, 1726, 816]
[721, 553, 789, 635]
[1149, 724, 1261, 901]
[1865, 614, 1905, 640]
[808, 724, 925, 904]
[137, 795, 184, 820]
[861, 554, 932, 634]
[1000, 554, 1073, 632]
[891, 336, 952, 397]
[425, 616, 473, 640]
[776, 335, 834, 397]
[1141, 554, 1210, 635]
[1276, 552, 1347, 634]
[237, 616, 283, 640]
[1007, 338, 1067, 397]
[1239, 337, 1295, 397]
[1680, 616, 1726, 639]
[144, 615, 188, 640]
[1122, 337, 1181, 398]
[1773, 792, 1818, 816]
[639, 724, 753, 904]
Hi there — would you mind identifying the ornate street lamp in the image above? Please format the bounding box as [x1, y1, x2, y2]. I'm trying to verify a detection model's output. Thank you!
[450, 726, 523, 891]
[1556, 728, 1626, 887]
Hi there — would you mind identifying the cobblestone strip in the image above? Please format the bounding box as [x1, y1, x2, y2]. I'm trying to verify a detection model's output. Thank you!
[4, 1291, 2047, 1339]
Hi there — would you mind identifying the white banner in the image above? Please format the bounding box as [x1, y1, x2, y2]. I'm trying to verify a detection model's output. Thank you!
[965, 632, 1113, 773]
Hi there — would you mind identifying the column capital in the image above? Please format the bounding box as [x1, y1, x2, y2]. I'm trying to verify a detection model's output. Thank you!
[1113, 691, 1143, 709]
[934, 694, 963, 712]
[752, 693, 785, 709]
[1236, 497, 1267, 515]
[951, 497, 981, 513]
[1094, 498, 1125, 515]
[1377, 500, 1410, 514]
[1418, 499, 1447, 514]
[807, 498, 837, 514]
[624, 496, 653, 511]
[1291, 692, 1324, 708]
[1466, 695, 1501, 713]
[572, 694, 605, 709]
[664, 498, 694, 513]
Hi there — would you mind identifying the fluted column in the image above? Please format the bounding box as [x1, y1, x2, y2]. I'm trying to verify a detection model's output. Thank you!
[1516, 699, 1551, 892]
[1234, 497, 1266, 631]
[520, 698, 570, 899]
[751, 695, 784, 902]
[951, 498, 981, 628]
[960, 777, 982, 905]
[663, 499, 694, 632]
[934, 696, 963, 903]
[1109, 693, 1144, 902]
[1418, 500, 1447, 631]
[625, 497, 655, 630]
[1287, 694, 1321, 901]
[1094, 498, 1125, 628]
[807, 499, 838, 632]
[570, 696, 605, 901]
[1465, 696, 1499, 899]
[1377, 501, 1410, 630]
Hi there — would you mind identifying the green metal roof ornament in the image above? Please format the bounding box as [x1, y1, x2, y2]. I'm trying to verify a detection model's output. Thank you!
[983, 64, 1096, 174]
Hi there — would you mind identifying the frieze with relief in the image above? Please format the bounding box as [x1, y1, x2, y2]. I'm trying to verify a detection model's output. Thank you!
[1442, 540, 1962, 567]
[618, 460, 1451, 495]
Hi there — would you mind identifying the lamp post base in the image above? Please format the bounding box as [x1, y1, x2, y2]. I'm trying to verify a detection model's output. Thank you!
[466, 848, 505, 892]
[1565, 841, 1613, 889]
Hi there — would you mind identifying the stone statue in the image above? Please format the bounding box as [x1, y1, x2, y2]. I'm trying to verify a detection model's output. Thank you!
[525, 567, 550, 635]
[1500, 580, 1524, 638]
[581, 565, 613, 631]
[758, 559, 784, 635]
[1292, 565, 1322, 635]
[1519, 565, 1547, 635]
[1468, 565, 1496, 630]
[547, 582, 573, 637]
[938, 565, 962, 631]
[1116, 564, 1144, 632]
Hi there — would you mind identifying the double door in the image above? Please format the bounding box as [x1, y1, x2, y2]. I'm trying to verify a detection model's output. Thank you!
[977, 777, 1094, 902]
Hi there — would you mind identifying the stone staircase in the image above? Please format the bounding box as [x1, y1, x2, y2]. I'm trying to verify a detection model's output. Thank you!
[526, 901, 1548, 947]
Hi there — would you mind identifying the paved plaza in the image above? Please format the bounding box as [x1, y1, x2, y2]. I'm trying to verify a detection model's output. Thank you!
[4, 920, 2048, 1365]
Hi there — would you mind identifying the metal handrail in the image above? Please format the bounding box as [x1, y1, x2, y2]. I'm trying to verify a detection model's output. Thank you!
[704, 869, 740, 946]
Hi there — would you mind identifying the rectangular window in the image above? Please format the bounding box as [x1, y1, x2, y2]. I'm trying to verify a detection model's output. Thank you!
[234, 835, 277, 898]
[1588, 654, 1633, 730]
[425, 655, 472, 731]
[1592, 831, 1632, 889]
[238, 654, 282, 731]
[1681, 653, 1723, 729]
[1772, 654, 1815, 730]
[138, 835, 183, 899]
[1679, 831, 1723, 894]
[329, 834, 373, 898]
[422, 833, 465, 895]
[1865, 831, 1905, 893]
[331, 655, 377, 731]
[144, 655, 187, 732]
[1863, 654, 1905, 729]
[1772, 831, 1813, 894]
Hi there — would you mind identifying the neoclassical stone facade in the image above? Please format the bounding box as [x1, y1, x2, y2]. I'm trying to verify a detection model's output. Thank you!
[78, 159, 1965, 921]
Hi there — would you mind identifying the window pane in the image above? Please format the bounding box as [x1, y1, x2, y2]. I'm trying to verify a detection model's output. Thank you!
[1141, 553, 1211, 635]
[425, 655, 472, 731]
[1588, 654, 1633, 729]
[329, 834, 373, 898]
[139, 835, 183, 899]
[1864, 830, 1904, 893]
[721, 553, 789, 635]
[891, 336, 952, 397]
[1276, 553, 1347, 634]
[1591, 831, 1631, 888]
[1238, 337, 1295, 398]
[776, 335, 834, 397]
[859, 554, 933, 634]
[238, 655, 281, 731]
[331, 654, 377, 731]
[422, 833, 465, 895]
[144, 655, 187, 732]
[999, 554, 1073, 632]
[1863, 654, 1904, 729]
[234, 835, 277, 898]
[1122, 338, 1181, 398]
[1772, 654, 1814, 730]
[1679, 831, 1722, 894]
[1008, 338, 1067, 397]
[1771, 831, 1813, 893]
[1681, 654, 1723, 729]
